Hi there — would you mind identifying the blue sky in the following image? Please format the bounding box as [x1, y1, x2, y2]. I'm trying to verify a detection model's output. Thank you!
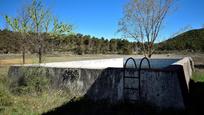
[0, 0, 204, 42]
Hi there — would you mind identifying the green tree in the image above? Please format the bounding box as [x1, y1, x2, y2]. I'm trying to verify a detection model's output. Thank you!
[110, 39, 117, 53]
[4, 5, 30, 64]
[28, 0, 73, 63]
[28, 0, 51, 63]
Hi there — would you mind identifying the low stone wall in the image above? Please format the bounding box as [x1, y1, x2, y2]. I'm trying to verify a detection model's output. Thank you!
[8, 57, 193, 109]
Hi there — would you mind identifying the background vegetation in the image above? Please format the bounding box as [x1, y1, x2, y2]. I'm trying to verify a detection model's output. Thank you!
[158, 28, 204, 52]
[0, 29, 137, 55]
[1, 28, 204, 57]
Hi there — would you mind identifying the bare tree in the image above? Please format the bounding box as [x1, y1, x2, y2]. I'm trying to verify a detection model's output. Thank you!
[118, 0, 175, 57]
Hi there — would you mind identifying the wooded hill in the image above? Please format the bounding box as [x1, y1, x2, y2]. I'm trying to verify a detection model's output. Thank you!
[158, 28, 204, 52]
[0, 29, 139, 55]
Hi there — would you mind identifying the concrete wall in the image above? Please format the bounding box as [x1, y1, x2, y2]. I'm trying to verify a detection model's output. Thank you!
[8, 57, 193, 109]
[85, 69, 185, 109]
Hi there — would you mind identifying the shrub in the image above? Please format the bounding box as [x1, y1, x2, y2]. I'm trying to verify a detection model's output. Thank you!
[10, 67, 50, 95]
[0, 85, 13, 107]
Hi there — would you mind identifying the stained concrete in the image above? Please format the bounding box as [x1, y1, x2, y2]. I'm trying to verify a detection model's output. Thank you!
[8, 57, 194, 109]
[20, 58, 124, 69]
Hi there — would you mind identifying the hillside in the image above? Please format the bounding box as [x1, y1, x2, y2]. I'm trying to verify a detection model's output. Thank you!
[158, 28, 204, 52]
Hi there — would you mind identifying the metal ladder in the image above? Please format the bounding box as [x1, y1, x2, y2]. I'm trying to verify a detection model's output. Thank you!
[123, 57, 138, 101]
[123, 57, 151, 101]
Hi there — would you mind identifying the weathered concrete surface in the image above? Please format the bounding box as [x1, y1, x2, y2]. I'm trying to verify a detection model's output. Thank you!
[85, 69, 185, 109]
[13, 58, 180, 69]
[172, 57, 194, 88]
[20, 58, 124, 69]
[8, 57, 194, 109]
[140, 70, 184, 108]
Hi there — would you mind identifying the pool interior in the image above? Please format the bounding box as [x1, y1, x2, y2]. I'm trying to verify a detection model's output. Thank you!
[124, 58, 180, 69]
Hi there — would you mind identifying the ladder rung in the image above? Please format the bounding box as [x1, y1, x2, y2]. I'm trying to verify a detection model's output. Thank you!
[124, 76, 139, 78]
[124, 99, 138, 101]
[124, 87, 139, 90]
[124, 69, 137, 72]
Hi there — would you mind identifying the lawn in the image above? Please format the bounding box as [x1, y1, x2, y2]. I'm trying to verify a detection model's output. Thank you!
[0, 66, 74, 115]
[192, 70, 204, 82]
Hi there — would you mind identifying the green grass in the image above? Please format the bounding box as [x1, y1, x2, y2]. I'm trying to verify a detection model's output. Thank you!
[1, 90, 71, 115]
[0, 55, 128, 114]
[0, 66, 73, 115]
[192, 71, 204, 82]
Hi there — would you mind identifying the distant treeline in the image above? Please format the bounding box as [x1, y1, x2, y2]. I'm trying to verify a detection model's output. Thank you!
[0, 29, 140, 55]
[1, 28, 204, 55]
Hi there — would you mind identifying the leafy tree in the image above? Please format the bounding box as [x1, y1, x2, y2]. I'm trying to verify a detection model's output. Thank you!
[100, 38, 109, 54]
[27, 0, 52, 63]
[4, 5, 30, 64]
[109, 39, 117, 53]
[28, 0, 73, 63]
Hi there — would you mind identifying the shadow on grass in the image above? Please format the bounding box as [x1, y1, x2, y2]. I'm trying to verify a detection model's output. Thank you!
[42, 79, 204, 115]
[189, 79, 204, 114]
[194, 64, 204, 69]
[43, 97, 189, 115]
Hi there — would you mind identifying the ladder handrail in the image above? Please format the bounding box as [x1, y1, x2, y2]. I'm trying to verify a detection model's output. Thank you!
[123, 57, 151, 102]
[138, 57, 151, 70]
[123, 57, 137, 69]
[138, 57, 151, 100]
[123, 57, 138, 101]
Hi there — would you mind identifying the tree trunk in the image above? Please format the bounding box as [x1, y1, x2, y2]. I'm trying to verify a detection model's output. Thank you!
[147, 49, 152, 58]
[148, 53, 152, 58]
[37, 33, 43, 64]
[39, 45, 42, 63]
[22, 47, 25, 64]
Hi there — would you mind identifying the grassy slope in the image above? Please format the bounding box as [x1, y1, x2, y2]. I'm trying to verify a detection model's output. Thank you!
[0, 66, 73, 115]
